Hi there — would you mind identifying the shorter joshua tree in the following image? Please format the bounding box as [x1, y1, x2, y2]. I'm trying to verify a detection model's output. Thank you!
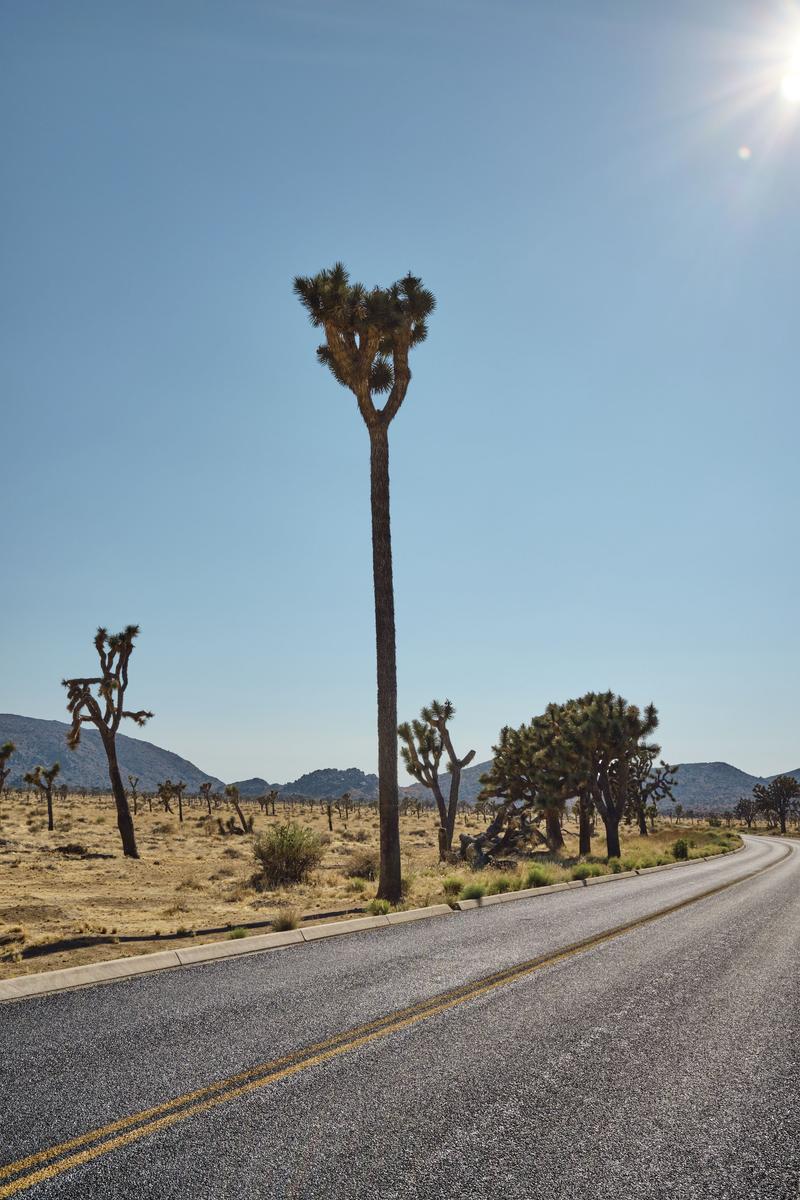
[0, 742, 15, 800]
[24, 762, 60, 832]
[63, 625, 153, 859]
[399, 700, 475, 859]
[734, 794, 758, 829]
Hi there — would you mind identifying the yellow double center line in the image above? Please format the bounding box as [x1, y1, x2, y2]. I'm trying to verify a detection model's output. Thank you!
[0, 842, 790, 1196]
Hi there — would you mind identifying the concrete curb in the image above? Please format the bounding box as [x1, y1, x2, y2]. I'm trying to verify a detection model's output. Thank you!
[0, 904, 454, 1004]
[454, 843, 745, 911]
[0, 847, 743, 1002]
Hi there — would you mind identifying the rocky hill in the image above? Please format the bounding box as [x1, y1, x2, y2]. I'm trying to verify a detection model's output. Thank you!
[0, 714, 224, 793]
[231, 767, 379, 799]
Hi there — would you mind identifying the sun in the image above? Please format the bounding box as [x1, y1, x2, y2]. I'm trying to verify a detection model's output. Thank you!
[781, 71, 800, 102]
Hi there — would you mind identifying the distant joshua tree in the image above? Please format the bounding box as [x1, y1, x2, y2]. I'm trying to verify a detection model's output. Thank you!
[224, 784, 250, 835]
[199, 781, 213, 816]
[157, 780, 175, 814]
[63, 625, 153, 859]
[399, 700, 475, 859]
[294, 263, 435, 904]
[24, 762, 60, 832]
[127, 775, 140, 817]
[0, 742, 15, 799]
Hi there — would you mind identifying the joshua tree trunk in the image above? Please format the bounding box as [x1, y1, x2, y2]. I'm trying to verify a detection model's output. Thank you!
[638, 805, 648, 836]
[370, 424, 401, 902]
[46, 788, 54, 832]
[578, 793, 592, 856]
[104, 738, 139, 858]
[545, 808, 564, 851]
[603, 811, 622, 860]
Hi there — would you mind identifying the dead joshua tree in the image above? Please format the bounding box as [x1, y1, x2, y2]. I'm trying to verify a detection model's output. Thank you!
[63, 625, 153, 859]
[24, 762, 61, 832]
[224, 784, 251, 835]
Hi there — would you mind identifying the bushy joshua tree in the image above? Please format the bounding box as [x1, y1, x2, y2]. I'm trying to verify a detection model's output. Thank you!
[734, 794, 758, 829]
[555, 692, 661, 860]
[63, 625, 153, 859]
[294, 264, 435, 904]
[24, 762, 60, 832]
[0, 742, 15, 799]
[399, 699, 476, 859]
[753, 775, 800, 836]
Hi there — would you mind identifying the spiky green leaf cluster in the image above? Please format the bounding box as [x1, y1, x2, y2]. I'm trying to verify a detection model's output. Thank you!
[293, 263, 435, 421]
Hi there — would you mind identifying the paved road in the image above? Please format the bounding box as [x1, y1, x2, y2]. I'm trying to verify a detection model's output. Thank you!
[1, 835, 798, 1198]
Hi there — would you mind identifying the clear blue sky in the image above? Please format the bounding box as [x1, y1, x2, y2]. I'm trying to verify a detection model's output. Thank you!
[2, 1, 798, 784]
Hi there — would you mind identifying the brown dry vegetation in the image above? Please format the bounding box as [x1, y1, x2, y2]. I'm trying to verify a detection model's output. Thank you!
[0, 790, 741, 979]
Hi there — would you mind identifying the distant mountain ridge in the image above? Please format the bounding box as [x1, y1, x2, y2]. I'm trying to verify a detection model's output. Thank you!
[402, 758, 800, 812]
[1, 714, 795, 811]
[0, 714, 225, 793]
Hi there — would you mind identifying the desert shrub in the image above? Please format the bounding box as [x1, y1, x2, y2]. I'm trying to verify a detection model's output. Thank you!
[525, 864, 556, 888]
[228, 927, 248, 939]
[344, 847, 379, 880]
[347, 878, 367, 894]
[365, 898, 391, 915]
[607, 857, 623, 873]
[442, 875, 464, 899]
[672, 838, 689, 860]
[252, 822, 323, 887]
[571, 862, 604, 881]
[460, 882, 486, 900]
[486, 874, 518, 895]
[273, 908, 299, 931]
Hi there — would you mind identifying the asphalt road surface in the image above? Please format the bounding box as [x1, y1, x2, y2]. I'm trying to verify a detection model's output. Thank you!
[1, 835, 798, 1199]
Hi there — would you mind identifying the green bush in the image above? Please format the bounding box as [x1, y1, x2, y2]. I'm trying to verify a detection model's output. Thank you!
[486, 874, 518, 895]
[525, 864, 555, 888]
[252, 822, 324, 887]
[442, 875, 464, 899]
[460, 882, 486, 900]
[607, 857, 623, 873]
[571, 862, 604, 881]
[672, 838, 689, 860]
[228, 927, 248, 939]
[365, 898, 390, 915]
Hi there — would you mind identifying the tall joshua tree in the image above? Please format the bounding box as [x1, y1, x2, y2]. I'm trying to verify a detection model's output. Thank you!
[24, 762, 60, 832]
[294, 263, 435, 902]
[63, 626, 153, 859]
